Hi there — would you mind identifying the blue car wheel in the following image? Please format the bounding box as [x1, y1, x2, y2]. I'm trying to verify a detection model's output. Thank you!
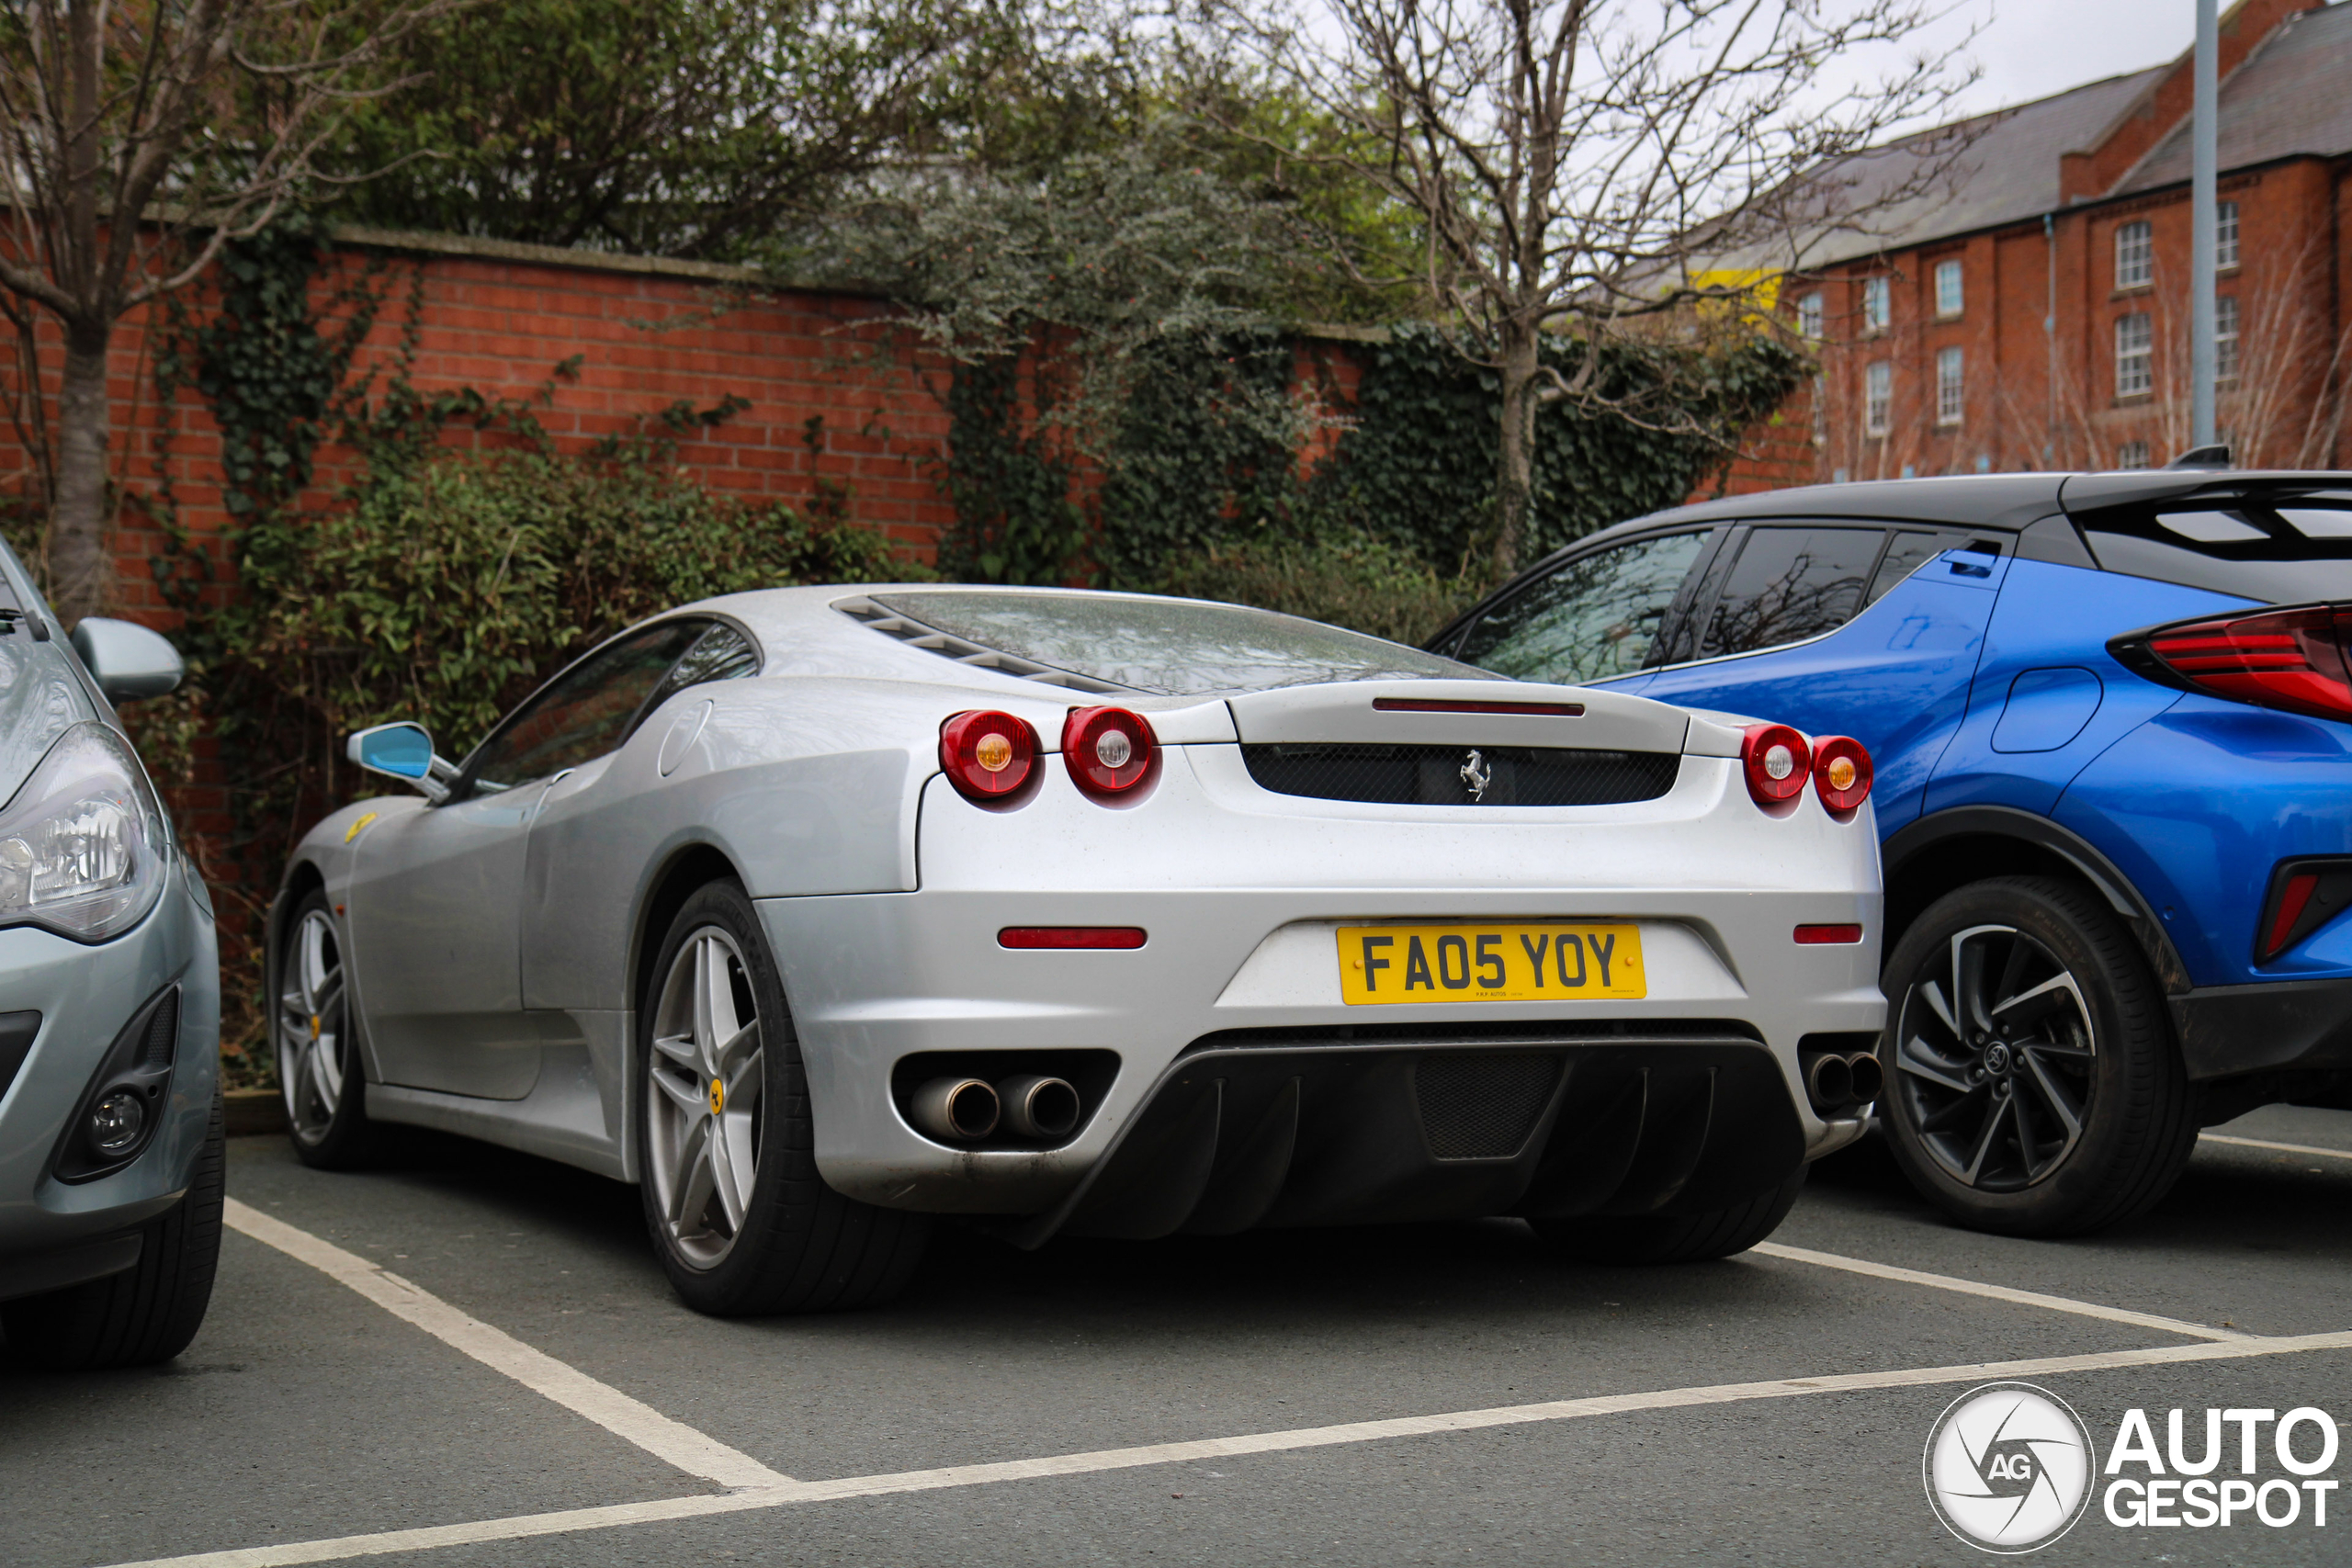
[1878, 877, 2196, 1235]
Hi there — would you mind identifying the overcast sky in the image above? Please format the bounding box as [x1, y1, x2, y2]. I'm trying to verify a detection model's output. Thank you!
[1932, 0, 2202, 114]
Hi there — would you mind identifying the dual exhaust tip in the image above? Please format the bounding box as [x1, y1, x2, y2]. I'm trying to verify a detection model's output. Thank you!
[1804, 1049, 1883, 1114]
[910, 1074, 1082, 1144]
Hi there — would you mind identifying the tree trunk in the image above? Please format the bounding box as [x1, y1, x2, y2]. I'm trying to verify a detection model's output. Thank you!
[50, 321, 114, 625]
[1492, 323, 1541, 579]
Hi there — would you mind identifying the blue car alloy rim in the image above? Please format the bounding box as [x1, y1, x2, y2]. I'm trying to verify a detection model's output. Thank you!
[1894, 924, 2097, 1191]
[645, 927, 765, 1269]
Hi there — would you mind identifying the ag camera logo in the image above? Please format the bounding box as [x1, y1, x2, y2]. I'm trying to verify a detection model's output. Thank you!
[1923, 1382, 2095, 1552]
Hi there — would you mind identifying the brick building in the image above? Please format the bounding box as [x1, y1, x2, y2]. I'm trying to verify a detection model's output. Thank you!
[1751, 0, 2352, 489]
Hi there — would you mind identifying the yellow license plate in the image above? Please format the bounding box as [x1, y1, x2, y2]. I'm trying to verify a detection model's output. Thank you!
[1337, 923, 1645, 1005]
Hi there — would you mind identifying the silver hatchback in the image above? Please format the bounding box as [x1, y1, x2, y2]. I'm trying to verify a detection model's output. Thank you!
[0, 540, 221, 1369]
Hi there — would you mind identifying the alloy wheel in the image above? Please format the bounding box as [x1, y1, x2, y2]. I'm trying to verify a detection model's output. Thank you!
[1894, 923, 2098, 1191]
[645, 927, 765, 1269]
[277, 908, 347, 1142]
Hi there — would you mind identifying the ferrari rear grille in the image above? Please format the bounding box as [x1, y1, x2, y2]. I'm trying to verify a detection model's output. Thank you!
[1414, 1052, 1563, 1157]
[1241, 743, 1679, 807]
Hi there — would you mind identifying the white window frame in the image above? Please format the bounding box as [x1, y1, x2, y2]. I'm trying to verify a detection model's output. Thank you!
[1934, 259, 1963, 318]
[1935, 347, 1964, 426]
[2216, 294, 2241, 383]
[1796, 291, 1823, 339]
[2118, 439, 2151, 469]
[1864, 361, 1892, 435]
[1862, 276, 1891, 333]
[2115, 312, 2154, 398]
[2217, 200, 2240, 271]
[2116, 220, 2154, 290]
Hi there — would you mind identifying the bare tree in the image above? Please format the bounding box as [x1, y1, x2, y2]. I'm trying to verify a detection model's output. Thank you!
[0, 0, 459, 623]
[1205, 0, 1976, 571]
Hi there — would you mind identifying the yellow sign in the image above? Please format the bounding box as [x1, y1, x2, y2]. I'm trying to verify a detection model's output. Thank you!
[1338, 923, 1645, 1005]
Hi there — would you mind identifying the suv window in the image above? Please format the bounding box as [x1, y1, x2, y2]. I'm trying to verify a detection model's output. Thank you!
[1699, 525, 1887, 659]
[1453, 530, 1710, 684]
[2077, 496, 2352, 604]
[1866, 528, 1979, 604]
[460, 620, 709, 795]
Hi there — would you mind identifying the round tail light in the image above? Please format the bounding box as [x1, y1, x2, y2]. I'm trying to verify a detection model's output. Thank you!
[1812, 735, 1873, 813]
[1063, 706, 1158, 799]
[1740, 723, 1812, 807]
[940, 710, 1038, 802]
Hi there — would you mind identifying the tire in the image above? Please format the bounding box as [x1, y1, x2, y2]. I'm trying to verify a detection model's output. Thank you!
[277, 889, 383, 1169]
[1531, 1166, 1807, 1264]
[1878, 875, 2196, 1236]
[4, 1087, 226, 1369]
[636, 879, 928, 1314]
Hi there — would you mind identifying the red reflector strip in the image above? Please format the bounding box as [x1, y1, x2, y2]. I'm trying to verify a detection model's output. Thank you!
[1371, 698, 1585, 716]
[1793, 924, 1864, 945]
[998, 927, 1147, 950]
[2265, 874, 2321, 958]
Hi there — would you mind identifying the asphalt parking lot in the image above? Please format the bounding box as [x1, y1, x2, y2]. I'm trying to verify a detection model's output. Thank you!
[5, 1108, 2348, 1567]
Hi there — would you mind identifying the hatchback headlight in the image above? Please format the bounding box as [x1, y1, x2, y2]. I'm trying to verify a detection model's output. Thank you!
[0, 724, 168, 942]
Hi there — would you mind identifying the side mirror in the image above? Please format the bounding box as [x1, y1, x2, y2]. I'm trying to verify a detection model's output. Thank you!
[71, 617, 182, 704]
[346, 721, 456, 802]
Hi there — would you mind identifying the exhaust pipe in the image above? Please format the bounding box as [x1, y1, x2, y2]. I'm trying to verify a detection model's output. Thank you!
[910, 1076, 1000, 1142]
[1803, 1051, 1853, 1114]
[1845, 1051, 1884, 1104]
[999, 1075, 1081, 1140]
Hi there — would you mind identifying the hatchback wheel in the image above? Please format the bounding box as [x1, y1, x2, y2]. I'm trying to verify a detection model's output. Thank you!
[277, 890, 380, 1168]
[637, 879, 928, 1314]
[1880, 875, 2195, 1235]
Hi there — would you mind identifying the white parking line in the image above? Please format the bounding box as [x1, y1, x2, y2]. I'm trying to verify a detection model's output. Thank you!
[2202, 1132, 2352, 1162]
[105, 1326, 2352, 1568]
[222, 1200, 788, 1490]
[1750, 1241, 2254, 1341]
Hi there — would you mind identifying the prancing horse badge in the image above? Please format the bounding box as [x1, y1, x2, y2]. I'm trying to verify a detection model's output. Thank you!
[1459, 749, 1492, 802]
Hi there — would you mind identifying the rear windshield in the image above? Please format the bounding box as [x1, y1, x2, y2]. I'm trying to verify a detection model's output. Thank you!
[866, 591, 1486, 695]
[2076, 493, 2352, 604]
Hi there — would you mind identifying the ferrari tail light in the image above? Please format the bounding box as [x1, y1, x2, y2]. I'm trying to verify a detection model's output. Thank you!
[1063, 706, 1157, 800]
[1740, 724, 1812, 807]
[1811, 736, 1873, 813]
[940, 710, 1038, 802]
[2113, 602, 2352, 722]
[2256, 858, 2352, 962]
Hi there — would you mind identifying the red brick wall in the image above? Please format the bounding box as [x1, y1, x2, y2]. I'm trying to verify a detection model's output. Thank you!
[1, 235, 967, 626]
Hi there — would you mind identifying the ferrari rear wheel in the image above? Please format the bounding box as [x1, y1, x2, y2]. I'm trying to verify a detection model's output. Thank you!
[637, 879, 928, 1314]
[277, 890, 381, 1169]
[1530, 1166, 1806, 1264]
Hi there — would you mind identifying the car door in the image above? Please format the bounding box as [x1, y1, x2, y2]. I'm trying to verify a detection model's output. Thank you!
[346, 620, 707, 1099]
[1447, 527, 1722, 693]
[1637, 522, 2006, 829]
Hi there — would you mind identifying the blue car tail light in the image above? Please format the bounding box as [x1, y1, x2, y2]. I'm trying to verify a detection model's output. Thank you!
[2110, 602, 2352, 723]
[2256, 858, 2352, 963]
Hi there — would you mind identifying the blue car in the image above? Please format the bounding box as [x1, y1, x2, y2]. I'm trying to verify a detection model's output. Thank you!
[1433, 468, 2352, 1236]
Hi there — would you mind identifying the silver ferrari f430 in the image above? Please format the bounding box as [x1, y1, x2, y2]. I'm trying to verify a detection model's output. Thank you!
[272, 586, 1884, 1314]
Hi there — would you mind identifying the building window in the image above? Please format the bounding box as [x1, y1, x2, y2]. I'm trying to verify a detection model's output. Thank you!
[2115, 312, 2154, 397]
[2118, 440, 2151, 469]
[2217, 200, 2240, 271]
[1797, 291, 1823, 339]
[1865, 361, 1892, 435]
[2216, 294, 2240, 383]
[1936, 347, 1964, 425]
[1862, 276, 1891, 332]
[2116, 220, 2153, 289]
[1934, 259, 1963, 318]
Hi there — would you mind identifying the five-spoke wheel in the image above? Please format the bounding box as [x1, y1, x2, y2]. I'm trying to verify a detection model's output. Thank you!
[276, 888, 379, 1168]
[1878, 876, 2196, 1236]
[645, 926, 764, 1269]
